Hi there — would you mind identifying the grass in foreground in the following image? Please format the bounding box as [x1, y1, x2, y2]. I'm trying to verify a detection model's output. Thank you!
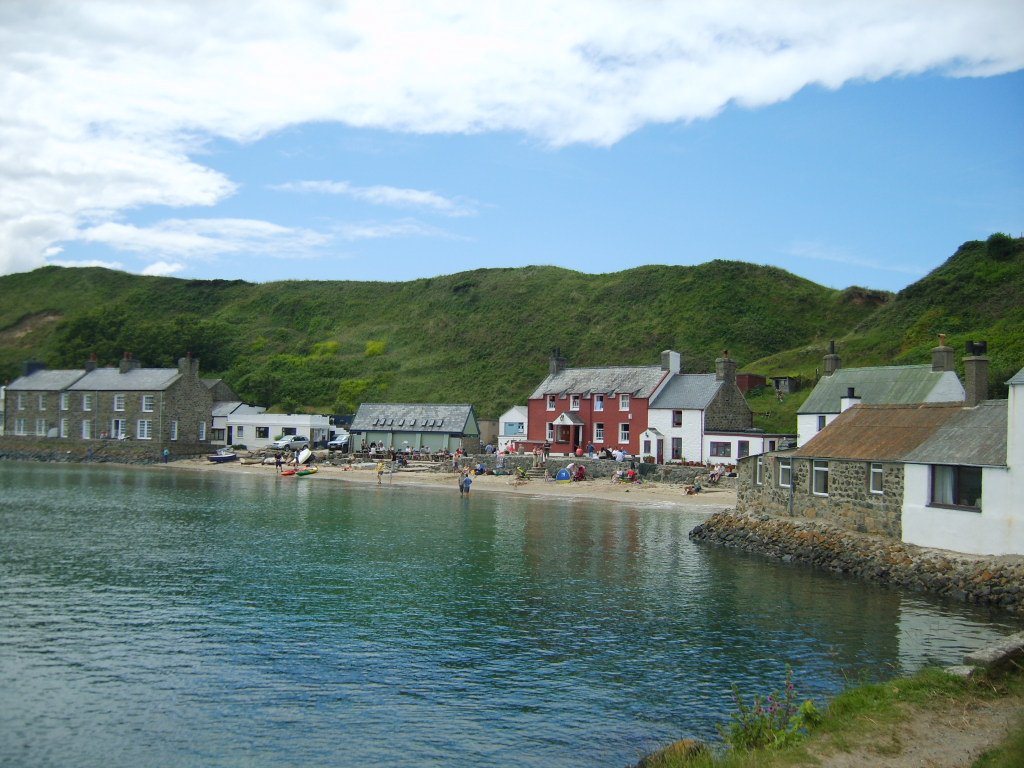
[638, 665, 1024, 768]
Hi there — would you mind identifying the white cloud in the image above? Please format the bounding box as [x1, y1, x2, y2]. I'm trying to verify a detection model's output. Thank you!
[1, 1, 1021, 275]
[277, 180, 476, 216]
[141, 261, 186, 277]
[336, 220, 463, 242]
[47, 258, 126, 271]
[784, 241, 925, 276]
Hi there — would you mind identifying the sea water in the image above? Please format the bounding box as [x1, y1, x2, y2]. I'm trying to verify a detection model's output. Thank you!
[1, 462, 1019, 768]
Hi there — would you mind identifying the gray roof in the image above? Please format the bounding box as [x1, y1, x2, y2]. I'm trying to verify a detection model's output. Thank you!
[902, 400, 1008, 467]
[212, 401, 266, 417]
[7, 369, 87, 391]
[67, 367, 182, 392]
[530, 365, 668, 400]
[351, 403, 477, 434]
[1008, 367, 1024, 386]
[798, 365, 964, 414]
[650, 373, 722, 410]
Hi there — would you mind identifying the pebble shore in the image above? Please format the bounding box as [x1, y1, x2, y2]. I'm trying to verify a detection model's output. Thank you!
[689, 511, 1024, 615]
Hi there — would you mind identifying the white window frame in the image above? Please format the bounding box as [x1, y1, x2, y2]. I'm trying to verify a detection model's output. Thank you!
[17, 393, 25, 410]
[812, 460, 829, 496]
[60, 418, 69, 438]
[869, 462, 884, 495]
[113, 393, 125, 412]
[594, 394, 604, 412]
[14, 418, 26, 435]
[198, 421, 207, 441]
[169, 420, 178, 441]
[142, 394, 155, 412]
[236, 426, 245, 438]
[755, 456, 764, 485]
[546, 395, 556, 411]
[778, 458, 792, 488]
[618, 422, 630, 444]
[81, 420, 92, 440]
[111, 418, 126, 439]
[594, 422, 605, 441]
[35, 418, 47, 436]
[570, 394, 580, 411]
[619, 394, 630, 411]
[545, 422, 554, 441]
[137, 420, 152, 440]
[38, 393, 46, 410]
[82, 393, 93, 411]
[60, 392, 70, 410]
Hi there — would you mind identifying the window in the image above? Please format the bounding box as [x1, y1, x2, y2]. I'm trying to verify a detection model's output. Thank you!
[710, 442, 731, 458]
[930, 465, 982, 510]
[38, 394, 47, 410]
[618, 422, 630, 443]
[198, 421, 207, 441]
[546, 395, 556, 411]
[142, 395, 155, 412]
[755, 456, 764, 485]
[619, 394, 630, 411]
[170, 420, 178, 441]
[82, 394, 93, 411]
[779, 458, 792, 488]
[236, 426, 245, 438]
[671, 437, 683, 460]
[817, 414, 826, 431]
[113, 394, 125, 412]
[672, 410, 683, 427]
[60, 393, 69, 410]
[137, 420, 152, 440]
[767, 440, 777, 452]
[16, 393, 25, 410]
[503, 422, 524, 435]
[570, 394, 580, 411]
[812, 460, 829, 496]
[738, 441, 750, 459]
[14, 418, 26, 435]
[594, 395, 604, 412]
[256, 426, 269, 439]
[111, 419, 126, 439]
[81, 420, 92, 440]
[35, 419, 47, 436]
[869, 463, 884, 495]
[211, 428, 226, 442]
[60, 418, 69, 438]
[594, 423, 605, 441]
[546, 422, 554, 441]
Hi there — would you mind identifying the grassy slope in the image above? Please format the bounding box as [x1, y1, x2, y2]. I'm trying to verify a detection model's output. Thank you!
[1, 236, 1019, 422]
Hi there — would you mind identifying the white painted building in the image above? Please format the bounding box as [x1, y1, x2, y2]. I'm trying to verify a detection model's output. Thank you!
[901, 368, 1023, 556]
[225, 412, 331, 450]
[497, 405, 528, 452]
[211, 401, 266, 447]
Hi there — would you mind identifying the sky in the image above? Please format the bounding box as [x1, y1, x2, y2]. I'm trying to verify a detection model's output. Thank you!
[1, 2, 1022, 293]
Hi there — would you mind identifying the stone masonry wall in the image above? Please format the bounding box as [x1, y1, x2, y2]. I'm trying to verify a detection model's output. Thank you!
[737, 454, 904, 539]
[704, 385, 753, 432]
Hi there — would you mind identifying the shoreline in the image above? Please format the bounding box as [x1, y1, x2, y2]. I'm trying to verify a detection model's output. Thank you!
[163, 455, 737, 512]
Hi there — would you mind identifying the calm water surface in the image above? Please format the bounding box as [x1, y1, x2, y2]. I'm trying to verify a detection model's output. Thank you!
[1, 462, 1020, 767]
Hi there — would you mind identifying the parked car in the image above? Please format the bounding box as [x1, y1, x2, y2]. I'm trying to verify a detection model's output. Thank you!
[327, 432, 350, 450]
[269, 435, 309, 451]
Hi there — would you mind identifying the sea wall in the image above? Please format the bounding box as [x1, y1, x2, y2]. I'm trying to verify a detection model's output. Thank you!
[689, 510, 1024, 615]
[0, 437, 206, 464]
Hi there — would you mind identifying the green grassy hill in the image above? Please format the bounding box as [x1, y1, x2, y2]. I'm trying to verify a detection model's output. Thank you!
[1, 235, 1020, 425]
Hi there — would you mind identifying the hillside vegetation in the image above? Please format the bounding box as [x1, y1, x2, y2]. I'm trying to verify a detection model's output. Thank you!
[0, 235, 1020, 425]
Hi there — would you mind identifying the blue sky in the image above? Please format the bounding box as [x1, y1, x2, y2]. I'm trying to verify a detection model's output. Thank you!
[2, 2, 1022, 292]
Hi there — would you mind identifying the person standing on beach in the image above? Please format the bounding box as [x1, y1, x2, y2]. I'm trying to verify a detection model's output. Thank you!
[162, 447, 170, 463]
[275, 452, 282, 472]
[376, 461, 386, 485]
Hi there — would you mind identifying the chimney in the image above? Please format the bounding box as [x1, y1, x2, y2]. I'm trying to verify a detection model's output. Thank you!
[715, 350, 736, 384]
[22, 360, 46, 377]
[178, 352, 200, 378]
[840, 387, 861, 413]
[118, 351, 140, 374]
[84, 353, 97, 372]
[549, 347, 567, 376]
[660, 350, 681, 374]
[931, 333, 954, 372]
[823, 340, 841, 376]
[963, 341, 989, 407]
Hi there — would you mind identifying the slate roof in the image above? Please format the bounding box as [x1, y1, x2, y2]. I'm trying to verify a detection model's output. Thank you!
[6, 369, 87, 391]
[212, 401, 266, 417]
[351, 403, 477, 434]
[798, 365, 964, 414]
[530, 365, 668, 400]
[649, 373, 722, 410]
[793, 401, 1008, 467]
[67, 367, 182, 391]
[1008, 367, 1024, 386]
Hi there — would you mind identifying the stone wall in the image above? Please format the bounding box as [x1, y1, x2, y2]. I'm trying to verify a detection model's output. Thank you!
[737, 454, 904, 538]
[690, 510, 1024, 615]
[704, 384, 754, 432]
[0, 436, 208, 463]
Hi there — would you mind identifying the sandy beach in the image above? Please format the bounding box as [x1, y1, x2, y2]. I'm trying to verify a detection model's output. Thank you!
[172, 456, 736, 512]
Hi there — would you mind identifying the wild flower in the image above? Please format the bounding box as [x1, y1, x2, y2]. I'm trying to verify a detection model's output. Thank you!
[718, 667, 822, 751]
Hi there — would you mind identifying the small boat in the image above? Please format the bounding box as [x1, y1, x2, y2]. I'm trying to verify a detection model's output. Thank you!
[296, 466, 319, 476]
[207, 448, 238, 463]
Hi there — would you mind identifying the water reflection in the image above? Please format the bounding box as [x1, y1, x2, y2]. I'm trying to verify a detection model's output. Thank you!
[1, 462, 1020, 768]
